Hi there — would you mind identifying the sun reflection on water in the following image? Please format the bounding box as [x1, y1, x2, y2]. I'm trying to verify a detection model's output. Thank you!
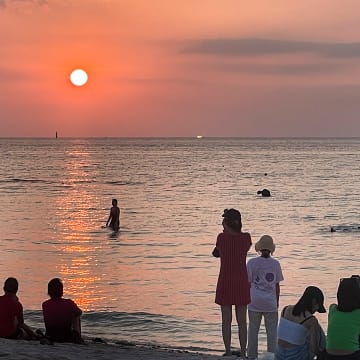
[53, 145, 107, 311]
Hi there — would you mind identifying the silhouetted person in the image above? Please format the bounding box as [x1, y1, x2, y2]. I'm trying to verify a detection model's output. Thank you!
[106, 198, 120, 231]
[257, 189, 271, 197]
[42, 278, 83, 343]
[0, 277, 37, 340]
[213, 208, 252, 357]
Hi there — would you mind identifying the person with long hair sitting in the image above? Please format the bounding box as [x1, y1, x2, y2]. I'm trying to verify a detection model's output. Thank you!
[326, 276, 360, 359]
[275, 286, 326, 359]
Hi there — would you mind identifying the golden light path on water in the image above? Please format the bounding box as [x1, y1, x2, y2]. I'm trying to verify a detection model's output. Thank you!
[54, 147, 106, 310]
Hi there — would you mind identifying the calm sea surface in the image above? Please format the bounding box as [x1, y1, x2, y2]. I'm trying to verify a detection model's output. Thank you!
[1, 137, 360, 354]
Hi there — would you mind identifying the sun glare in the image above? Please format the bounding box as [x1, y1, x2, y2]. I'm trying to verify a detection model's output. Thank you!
[70, 69, 88, 87]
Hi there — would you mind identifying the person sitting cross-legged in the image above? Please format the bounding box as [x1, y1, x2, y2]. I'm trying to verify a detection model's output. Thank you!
[42, 278, 84, 343]
[0, 277, 38, 340]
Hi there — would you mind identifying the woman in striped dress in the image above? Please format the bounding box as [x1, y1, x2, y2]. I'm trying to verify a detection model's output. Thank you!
[212, 208, 252, 357]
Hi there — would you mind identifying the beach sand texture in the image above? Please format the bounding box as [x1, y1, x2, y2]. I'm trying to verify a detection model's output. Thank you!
[0, 338, 275, 360]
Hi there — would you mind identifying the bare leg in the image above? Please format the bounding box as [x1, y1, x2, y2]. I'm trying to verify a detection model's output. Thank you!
[20, 323, 38, 340]
[221, 305, 232, 356]
[235, 305, 247, 358]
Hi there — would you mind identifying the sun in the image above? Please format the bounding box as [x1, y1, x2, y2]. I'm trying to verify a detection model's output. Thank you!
[70, 69, 88, 87]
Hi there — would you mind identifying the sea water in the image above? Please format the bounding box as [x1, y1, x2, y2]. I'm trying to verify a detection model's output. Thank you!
[1, 137, 360, 355]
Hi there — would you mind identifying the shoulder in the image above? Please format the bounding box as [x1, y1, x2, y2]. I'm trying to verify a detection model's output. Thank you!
[246, 257, 256, 268]
[42, 298, 53, 310]
[240, 232, 251, 245]
[298, 314, 319, 331]
[271, 258, 283, 269]
[63, 298, 76, 305]
[247, 256, 260, 265]
[216, 232, 225, 244]
[270, 257, 281, 264]
[282, 304, 292, 314]
[64, 298, 82, 310]
[353, 309, 360, 321]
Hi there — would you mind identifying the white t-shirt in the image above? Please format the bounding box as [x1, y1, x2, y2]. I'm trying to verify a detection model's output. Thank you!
[247, 256, 284, 312]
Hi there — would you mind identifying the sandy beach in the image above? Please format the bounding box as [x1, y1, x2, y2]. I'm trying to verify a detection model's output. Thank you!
[0, 338, 226, 360]
[0, 338, 277, 360]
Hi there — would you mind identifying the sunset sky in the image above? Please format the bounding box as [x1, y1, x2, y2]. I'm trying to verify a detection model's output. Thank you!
[2, 0, 360, 137]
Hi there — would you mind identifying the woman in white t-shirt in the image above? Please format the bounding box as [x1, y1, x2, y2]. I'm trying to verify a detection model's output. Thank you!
[246, 235, 284, 360]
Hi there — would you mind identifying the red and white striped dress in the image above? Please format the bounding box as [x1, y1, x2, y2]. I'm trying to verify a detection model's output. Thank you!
[215, 231, 252, 306]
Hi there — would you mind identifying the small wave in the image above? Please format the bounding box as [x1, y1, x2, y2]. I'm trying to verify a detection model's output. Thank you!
[105, 180, 144, 186]
[0, 178, 48, 183]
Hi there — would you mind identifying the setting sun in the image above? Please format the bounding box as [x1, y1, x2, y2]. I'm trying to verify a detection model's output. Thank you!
[70, 69, 88, 87]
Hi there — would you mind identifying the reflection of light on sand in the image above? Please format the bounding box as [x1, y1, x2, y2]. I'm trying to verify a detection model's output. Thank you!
[53, 145, 107, 311]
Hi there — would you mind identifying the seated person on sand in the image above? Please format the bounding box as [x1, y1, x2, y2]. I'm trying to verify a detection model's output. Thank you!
[42, 278, 84, 343]
[0, 277, 38, 340]
[275, 286, 326, 360]
[106, 198, 120, 231]
[326, 276, 360, 359]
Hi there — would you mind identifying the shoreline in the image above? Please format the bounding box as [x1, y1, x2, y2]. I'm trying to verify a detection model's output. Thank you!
[0, 338, 222, 360]
[0, 337, 275, 360]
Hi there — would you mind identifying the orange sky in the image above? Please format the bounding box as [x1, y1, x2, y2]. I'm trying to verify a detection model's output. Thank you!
[2, 0, 360, 137]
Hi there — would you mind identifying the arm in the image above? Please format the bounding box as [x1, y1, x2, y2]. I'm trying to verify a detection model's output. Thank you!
[276, 283, 280, 308]
[20, 322, 38, 339]
[212, 247, 220, 257]
[71, 301, 83, 341]
[212, 234, 221, 257]
[106, 209, 112, 226]
[71, 315, 82, 336]
[307, 317, 326, 356]
[16, 305, 38, 339]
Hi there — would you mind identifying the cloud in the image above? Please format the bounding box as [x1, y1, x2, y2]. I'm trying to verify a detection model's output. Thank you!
[181, 38, 360, 58]
[0, 67, 34, 81]
[0, 0, 47, 8]
[206, 62, 350, 76]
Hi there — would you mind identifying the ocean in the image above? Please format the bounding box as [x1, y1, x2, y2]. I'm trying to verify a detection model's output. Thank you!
[1, 137, 360, 355]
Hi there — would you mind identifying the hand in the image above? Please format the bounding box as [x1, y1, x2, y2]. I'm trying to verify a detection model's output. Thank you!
[212, 247, 220, 257]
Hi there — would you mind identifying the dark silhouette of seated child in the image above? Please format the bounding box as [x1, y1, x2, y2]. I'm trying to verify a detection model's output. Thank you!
[0, 277, 38, 340]
[42, 278, 83, 343]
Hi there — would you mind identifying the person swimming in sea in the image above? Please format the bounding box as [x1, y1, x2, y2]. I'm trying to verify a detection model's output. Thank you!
[257, 189, 271, 197]
[106, 198, 120, 231]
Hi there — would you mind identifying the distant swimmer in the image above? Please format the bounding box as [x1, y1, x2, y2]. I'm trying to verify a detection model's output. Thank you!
[257, 189, 271, 197]
[106, 198, 120, 231]
[330, 225, 360, 232]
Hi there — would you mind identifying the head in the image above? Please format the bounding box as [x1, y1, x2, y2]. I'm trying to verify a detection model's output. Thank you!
[293, 286, 326, 316]
[3, 277, 18, 294]
[48, 278, 63, 299]
[222, 208, 242, 232]
[337, 277, 360, 312]
[112, 198, 118, 206]
[255, 235, 276, 256]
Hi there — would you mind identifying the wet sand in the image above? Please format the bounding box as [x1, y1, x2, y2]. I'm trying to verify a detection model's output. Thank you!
[0, 338, 275, 359]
